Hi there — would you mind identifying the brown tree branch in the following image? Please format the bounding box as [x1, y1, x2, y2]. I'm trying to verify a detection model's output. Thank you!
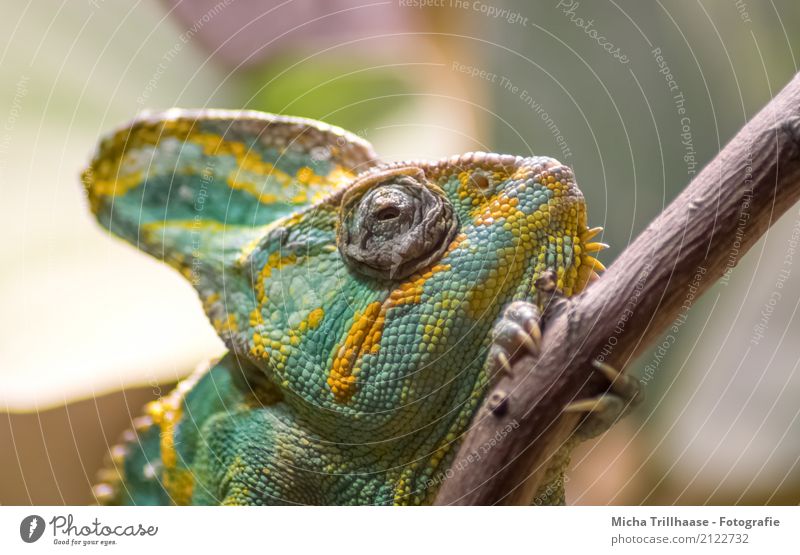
[435, 71, 800, 505]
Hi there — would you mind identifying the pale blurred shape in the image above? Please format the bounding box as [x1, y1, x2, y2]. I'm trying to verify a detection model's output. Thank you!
[163, 0, 415, 68]
[0, 1, 236, 410]
[657, 209, 800, 499]
[0, 127, 226, 411]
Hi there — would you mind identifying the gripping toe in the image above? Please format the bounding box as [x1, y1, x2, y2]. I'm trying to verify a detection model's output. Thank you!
[488, 301, 543, 378]
[563, 359, 643, 441]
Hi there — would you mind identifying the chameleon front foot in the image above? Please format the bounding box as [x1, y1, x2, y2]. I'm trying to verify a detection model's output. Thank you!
[563, 360, 643, 440]
[487, 300, 543, 378]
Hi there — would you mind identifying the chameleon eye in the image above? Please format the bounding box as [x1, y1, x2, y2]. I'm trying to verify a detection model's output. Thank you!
[338, 167, 458, 280]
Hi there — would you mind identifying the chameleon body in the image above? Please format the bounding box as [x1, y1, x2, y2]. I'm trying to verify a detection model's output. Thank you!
[84, 109, 613, 505]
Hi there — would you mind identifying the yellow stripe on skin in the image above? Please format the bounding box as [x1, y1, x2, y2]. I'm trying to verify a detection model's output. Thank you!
[327, 262, 453, 403]
[307, 307, 325, 329]
[83, 170, 143, 212]
[143, 364, 210, 505]
[142, 219, 230, 235]
[328, 301, 384, 402]
[249, 251, 299, 364]
[213, 314, 239, 336]
[81, 119, 197, 212]
[235, 216, 303, 267]
[85, 121, 355, 212]
[255, 252, 298, 305]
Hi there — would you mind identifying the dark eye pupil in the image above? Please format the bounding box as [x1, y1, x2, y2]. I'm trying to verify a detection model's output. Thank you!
[374, 206, 400, 221]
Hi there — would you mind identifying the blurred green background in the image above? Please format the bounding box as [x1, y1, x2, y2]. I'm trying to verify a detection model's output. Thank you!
[1, 0, 799, 504]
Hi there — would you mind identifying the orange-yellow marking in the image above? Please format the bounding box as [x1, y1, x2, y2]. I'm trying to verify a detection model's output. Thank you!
[213, 313, 239, 336]
[328, 301, 384, 402]
[255, 252, 298, 305]
[84, 120, 355, 216]
[143, 364, 209, 505]
[327, 263, 452, 403]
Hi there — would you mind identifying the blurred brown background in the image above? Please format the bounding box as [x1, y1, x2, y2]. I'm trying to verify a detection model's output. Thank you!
[1, 0, 799, 504]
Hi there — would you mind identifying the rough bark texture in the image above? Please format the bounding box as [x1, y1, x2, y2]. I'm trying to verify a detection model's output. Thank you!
[435, 71, 800, 505]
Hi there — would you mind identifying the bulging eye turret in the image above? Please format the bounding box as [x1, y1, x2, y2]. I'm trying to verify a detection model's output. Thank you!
[338, 167, 458, 280]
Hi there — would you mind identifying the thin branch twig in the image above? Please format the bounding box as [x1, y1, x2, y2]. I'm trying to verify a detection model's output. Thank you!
[435, 71, 800, 505]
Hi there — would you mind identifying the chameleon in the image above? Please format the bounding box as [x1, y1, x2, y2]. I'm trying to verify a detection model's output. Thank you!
[83, 109, 639, 505]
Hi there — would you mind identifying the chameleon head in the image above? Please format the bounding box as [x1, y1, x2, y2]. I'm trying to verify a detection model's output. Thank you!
[82, 110, 605, 442]
[335, 154, 604, 294]
[257, 153, 606, 435]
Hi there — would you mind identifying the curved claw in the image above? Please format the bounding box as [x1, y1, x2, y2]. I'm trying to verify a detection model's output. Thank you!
[527, 320, 542, 349]
[592, 359, 621, 381]
[515, 328, 540, 356]
[592, 359, 642, 401]
[563, 397, 609, 413]
[495, 350, 512, 375]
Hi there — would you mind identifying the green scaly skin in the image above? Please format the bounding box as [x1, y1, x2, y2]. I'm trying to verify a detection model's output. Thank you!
[83, 109, 618, 505]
